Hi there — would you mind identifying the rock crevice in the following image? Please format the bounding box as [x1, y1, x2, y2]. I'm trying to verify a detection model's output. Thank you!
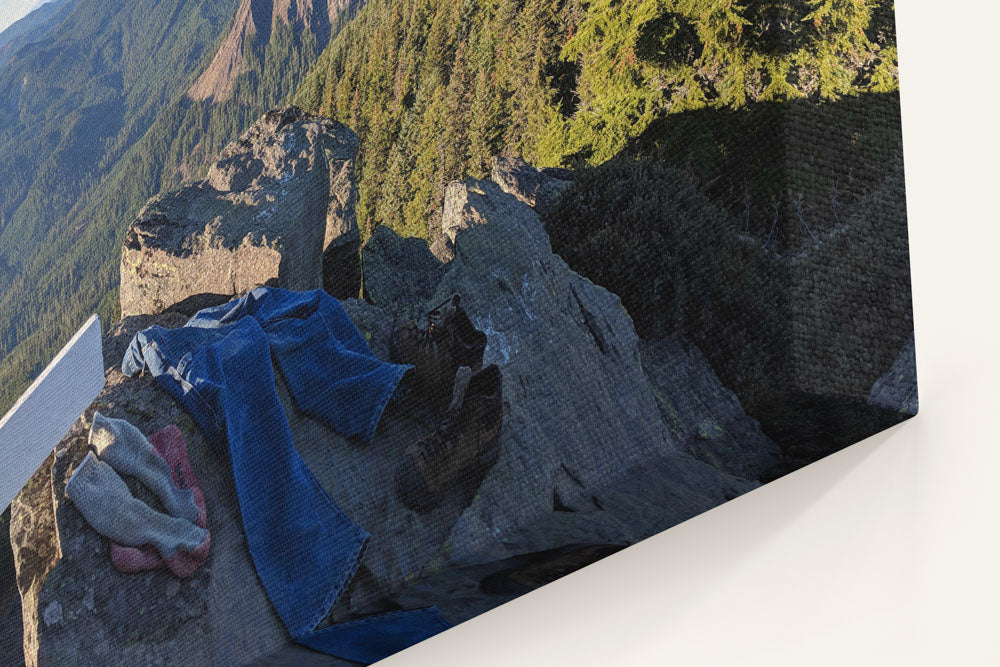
[187, 0, 361, 103]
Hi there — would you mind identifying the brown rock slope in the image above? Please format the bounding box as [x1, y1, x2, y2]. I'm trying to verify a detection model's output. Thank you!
[188, 0, 361, 104]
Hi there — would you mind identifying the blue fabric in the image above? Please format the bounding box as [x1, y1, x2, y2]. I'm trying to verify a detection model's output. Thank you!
[122, 287, 449, 664]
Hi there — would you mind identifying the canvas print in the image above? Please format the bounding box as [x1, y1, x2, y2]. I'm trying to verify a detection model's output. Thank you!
[0, 0, 916, 664]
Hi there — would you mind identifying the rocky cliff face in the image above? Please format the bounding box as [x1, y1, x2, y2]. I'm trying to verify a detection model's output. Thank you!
[119, 107, 361, 318]
[188, 0, 361, 103]
[11, 108, 779, 665]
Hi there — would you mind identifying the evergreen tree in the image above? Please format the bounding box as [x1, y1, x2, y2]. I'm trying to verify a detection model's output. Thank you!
[289, 0, 899, 244]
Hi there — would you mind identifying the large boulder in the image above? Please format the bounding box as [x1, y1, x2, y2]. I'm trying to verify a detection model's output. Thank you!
[120, 107, 361, 318]
[490, 156, 572, 214]
[10, 313, 290, 667]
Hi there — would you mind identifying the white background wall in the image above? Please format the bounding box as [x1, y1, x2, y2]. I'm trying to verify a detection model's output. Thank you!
[382, 1, 1000, 664]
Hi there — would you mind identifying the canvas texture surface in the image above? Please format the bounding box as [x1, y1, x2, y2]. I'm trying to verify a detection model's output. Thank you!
[1, 1, 914, 665]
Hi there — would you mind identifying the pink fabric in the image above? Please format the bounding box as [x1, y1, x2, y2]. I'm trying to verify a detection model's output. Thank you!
[110, 424, 210, 578]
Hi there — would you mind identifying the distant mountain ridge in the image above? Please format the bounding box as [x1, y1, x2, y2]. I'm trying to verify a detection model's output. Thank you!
[189, 0, 361, 102]
[0, 0, 363, 414]
[0, 0, 78, 68]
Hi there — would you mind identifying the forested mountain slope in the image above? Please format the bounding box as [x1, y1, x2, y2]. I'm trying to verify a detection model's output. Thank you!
[293, 0, 899, 239]
[0, 0, 902, 415]
[0, 0, 361, 413]
[0, 0, 78, 68]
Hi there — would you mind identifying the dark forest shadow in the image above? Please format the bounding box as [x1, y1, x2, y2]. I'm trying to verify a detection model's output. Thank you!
[544, 91, 914, 466]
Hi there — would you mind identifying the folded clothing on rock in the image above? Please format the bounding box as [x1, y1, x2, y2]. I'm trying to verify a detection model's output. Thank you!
[90, 412, 200, 524]
[110, 423, 211, 578]
[65, 416, 212, 579]
[65, 452, 208, 561]
[121, 286, 448, 665]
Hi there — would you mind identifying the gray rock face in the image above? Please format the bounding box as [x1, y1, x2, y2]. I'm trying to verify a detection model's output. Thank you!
[640, 337, 781, 480]
[120, 107, 360, 317]
[420, 178, 762, 564]
[432, 159, 571, 264]
[13, 166, 779, 664]
[868, 335, 918, 415]
[433, 179, 485, 263]
[434, 177, 538, 264]
[490, 156, 572, 214]
[360, 225, 445, 319]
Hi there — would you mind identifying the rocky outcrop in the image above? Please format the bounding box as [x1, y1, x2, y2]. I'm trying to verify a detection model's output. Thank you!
[120, 107, 360, 318]
[868, 335, 918, 415]
[13, 125, 779, 663]
[490, 156, 572, 214]
[187, 0, 362, 103]
[432, 160, 572, 263]
[432, 178, 523, 263]
[414, 177, 764, 564]
[640, 337, 781, 480]
[360, 224, 445, 319]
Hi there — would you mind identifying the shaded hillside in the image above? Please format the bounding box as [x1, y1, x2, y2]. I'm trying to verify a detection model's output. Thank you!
[621, 91, 906, 249]
[0, 0, 234, 413]
[0, 0, 77, 68]
[294, 0, 899, 239]
[542, 92, 912, 457]
[0, 0, 362, 414]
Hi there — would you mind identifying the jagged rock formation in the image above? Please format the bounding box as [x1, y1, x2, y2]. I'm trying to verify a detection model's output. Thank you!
[119, 107, 361, 318]
[419, 176, 761, 564]
[188, 0, 361, 103]
[490, 156, 572, 214]
[12, 114, 778, 664]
